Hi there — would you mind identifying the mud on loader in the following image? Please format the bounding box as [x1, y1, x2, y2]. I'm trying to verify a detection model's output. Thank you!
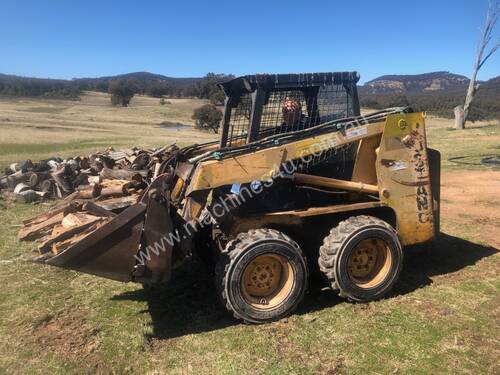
[40, 72, 440, 323]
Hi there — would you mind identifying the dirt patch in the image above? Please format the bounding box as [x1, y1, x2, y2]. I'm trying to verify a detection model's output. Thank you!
[441, 170, 500, 248]
[25, 308, 111, 373]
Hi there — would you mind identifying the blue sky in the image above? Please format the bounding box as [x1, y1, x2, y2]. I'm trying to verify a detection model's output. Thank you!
[0, 0, 498, 84]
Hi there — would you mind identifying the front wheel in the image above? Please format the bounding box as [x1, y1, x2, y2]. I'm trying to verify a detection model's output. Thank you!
[216, 229, 308, 324]
[319, 215, 403, 302]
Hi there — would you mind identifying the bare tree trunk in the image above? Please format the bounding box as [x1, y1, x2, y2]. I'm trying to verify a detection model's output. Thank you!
[455, 79, 479, 130]
[454, 106, 465, 130]
[455, 0, 499, 130]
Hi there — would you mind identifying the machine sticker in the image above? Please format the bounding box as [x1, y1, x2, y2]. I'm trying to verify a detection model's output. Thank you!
[390, 161, 407, 171]
[346, 126, 368, 139]
[296, 133, 338, 157]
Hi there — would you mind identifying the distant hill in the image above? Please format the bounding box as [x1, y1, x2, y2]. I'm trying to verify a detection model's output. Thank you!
[0, 73, 80, 99]
[360, 71, 469, 94]
[73, 72, 202, 93]
[358, 72, 500, 120]
[0, 72, 204, 99]
[1, 70, 499, 120]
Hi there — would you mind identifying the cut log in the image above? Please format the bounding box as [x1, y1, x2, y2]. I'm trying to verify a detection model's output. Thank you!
[6, 171, 24, 190]
[100, 179, 130, 188]
[88, 175, 101, 184]
[13, 183, 31, 194]
[95, 195, 139, 211]
[100, 182, 130, 197]
[24, 172, 39, 188]
[40, 180, 55, 196]
[75, 183, 101, 199]
[82, 201, 117, 218]
[100, 167, 147, 181]
[72, 172, 89, 187]
[15, 189, 38, 203]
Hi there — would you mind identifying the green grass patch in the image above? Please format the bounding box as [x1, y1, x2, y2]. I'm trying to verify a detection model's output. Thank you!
[426, 121, 500, 171]
[0, 139, 131, 157]
[0, 201, 498, 374]
[16, 106, 67, 114]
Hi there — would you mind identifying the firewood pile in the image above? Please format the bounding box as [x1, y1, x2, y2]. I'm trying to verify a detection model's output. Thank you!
[5, 144, 179, 256]
[1, 144, 178, 203]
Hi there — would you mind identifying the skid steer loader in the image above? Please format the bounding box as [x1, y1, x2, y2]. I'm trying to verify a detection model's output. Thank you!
[40, 72, 440, 323]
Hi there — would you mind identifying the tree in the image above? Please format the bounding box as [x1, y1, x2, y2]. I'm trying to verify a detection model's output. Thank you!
[196, 73, 233, 105]
[455, 0, 499, 129]
[387, 95, 410, 107]
[147, 82, 169, 98]
[192, 104, 223, 132]
[108, 79, 137, 107]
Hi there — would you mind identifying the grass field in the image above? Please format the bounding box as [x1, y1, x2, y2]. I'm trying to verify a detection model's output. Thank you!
[0, 92, 217, 169]
[0, 95, 499, 374]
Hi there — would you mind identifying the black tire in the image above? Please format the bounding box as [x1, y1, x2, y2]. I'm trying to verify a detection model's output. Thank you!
[216, 228, 308, 324]
[319, 215, 403, 302]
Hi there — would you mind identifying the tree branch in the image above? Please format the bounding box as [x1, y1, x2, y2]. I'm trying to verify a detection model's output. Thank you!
[479, 41, 500, 69]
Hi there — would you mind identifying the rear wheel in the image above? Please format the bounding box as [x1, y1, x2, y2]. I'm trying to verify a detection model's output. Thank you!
[319, 215, 403, 302]
[216, 228, 308, 323]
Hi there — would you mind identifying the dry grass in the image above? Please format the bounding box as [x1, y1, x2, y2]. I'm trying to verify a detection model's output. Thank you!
[0, 92, 217, 168]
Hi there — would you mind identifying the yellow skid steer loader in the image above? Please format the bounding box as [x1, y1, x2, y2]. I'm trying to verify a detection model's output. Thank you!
[40, 72, 440, 323]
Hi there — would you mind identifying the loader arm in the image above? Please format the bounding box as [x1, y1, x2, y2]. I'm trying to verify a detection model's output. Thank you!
[181, 110, 437, 246]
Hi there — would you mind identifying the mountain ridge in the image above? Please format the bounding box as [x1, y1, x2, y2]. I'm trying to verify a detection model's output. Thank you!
[361, 71, 471, 94]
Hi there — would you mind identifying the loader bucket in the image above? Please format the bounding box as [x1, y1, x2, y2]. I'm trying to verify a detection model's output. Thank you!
[43, 174, 174, 283]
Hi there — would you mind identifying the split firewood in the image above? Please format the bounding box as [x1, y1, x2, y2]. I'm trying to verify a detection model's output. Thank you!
[38, 213, 107, 254]
[51, 166, 72, 193]
[18, 212, 65, 241]
[99, 167, 147, 181]
[82, 201, 117, 218]
[50, 222, 104, 255]
[100, 179, 130, 188]
[60, 212, 102, 229]
[72, 172, 90, 187]
[22, 203, 70, 227]
[95, 194, 139, 211]
[58, 191, 79, 204]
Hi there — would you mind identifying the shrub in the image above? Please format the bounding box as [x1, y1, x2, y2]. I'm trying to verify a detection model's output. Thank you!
[192, 104, 223, 132]
[108, 79, 137, 107]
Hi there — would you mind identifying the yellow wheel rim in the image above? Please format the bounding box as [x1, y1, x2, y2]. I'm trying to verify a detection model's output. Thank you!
[347, 238, 392, 288]
[241, 254, 294, 310]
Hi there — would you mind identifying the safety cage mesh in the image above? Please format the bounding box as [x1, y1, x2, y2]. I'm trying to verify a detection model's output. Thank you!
[225, 82, 356, 147]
